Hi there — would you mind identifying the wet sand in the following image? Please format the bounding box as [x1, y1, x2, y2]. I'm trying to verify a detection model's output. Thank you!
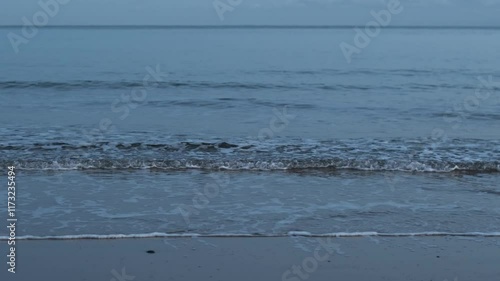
[1, 236, 499, 281]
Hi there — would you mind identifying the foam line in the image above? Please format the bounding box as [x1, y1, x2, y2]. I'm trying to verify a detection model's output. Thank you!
[2, 231, 500, 241]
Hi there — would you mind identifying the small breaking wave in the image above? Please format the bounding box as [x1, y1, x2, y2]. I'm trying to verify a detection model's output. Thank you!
[2, 138, 499, 173]
[3, 158, 499, 173]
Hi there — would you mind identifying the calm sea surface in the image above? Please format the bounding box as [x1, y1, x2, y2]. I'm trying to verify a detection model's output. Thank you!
[0, 27, 499, 237]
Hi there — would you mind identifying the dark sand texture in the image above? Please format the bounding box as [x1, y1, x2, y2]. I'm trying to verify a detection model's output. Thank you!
[1, 236, 499, 281]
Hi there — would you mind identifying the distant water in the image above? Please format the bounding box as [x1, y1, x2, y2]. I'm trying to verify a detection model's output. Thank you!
[0, 27, 499, 238]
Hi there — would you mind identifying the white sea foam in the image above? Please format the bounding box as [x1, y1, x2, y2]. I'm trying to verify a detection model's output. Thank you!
[3, 138, 500, 173]
[2, 231, 500, 241]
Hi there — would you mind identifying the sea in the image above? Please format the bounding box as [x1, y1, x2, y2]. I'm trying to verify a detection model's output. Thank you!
[0, 26, 499, 239]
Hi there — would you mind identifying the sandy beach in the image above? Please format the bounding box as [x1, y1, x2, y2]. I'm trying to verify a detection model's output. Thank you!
[2, 236, 499, 280]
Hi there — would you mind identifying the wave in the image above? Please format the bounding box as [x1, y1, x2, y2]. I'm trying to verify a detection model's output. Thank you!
[2, 231, 500, 241]
[0, 80, 298, 90]
[2, 158, 499, 172]
[0, 80, 491, 91]
[2, 139, 499, 172]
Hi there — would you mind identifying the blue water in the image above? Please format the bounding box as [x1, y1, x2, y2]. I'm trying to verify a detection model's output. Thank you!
[0, 27, 499, 237]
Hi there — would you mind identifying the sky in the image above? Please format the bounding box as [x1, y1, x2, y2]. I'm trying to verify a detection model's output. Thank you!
[1, 0, 500, 26]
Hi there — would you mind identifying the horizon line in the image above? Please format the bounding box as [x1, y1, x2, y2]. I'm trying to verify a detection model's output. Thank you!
[0, 24, 500, 29]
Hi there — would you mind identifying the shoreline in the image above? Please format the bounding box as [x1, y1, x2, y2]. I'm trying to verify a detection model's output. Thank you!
[2, 231, 500, 240]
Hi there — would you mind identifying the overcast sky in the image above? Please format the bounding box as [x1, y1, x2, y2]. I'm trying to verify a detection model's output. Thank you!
[1, 0, 500, 26]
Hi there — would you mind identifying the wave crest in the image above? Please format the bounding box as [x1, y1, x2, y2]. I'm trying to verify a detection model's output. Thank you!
[3, 158, 499, 173]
